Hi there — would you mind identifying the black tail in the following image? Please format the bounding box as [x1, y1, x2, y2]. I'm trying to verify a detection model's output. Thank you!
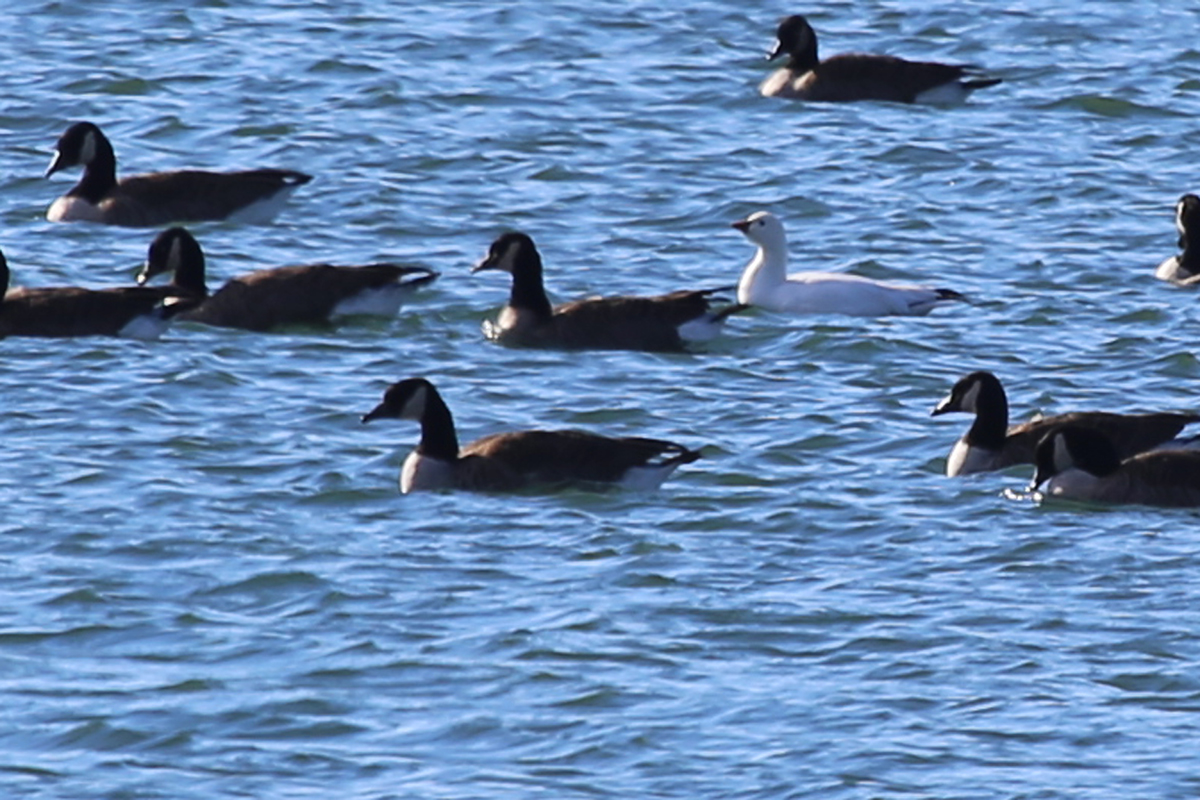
[936, 288, 970, 303]
[398, 267, 441, 290]
[963, 78, 1002, 92]
[708, 302, 752, 323]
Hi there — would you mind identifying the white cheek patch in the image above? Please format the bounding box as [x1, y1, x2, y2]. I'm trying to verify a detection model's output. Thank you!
[959, 380, 982, 413]
[1052, 433, 1073, 473]
[80, 129, 97, 166]
[1177, 198, 1187, 236]
[169, 235, 183, 273]
[399, 384, 427, 420]
[500, 241, 522, 270]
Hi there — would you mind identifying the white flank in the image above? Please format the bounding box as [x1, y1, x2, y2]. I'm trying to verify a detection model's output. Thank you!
[400, 451, 455, 494]
[332, 284, 408, 318]
[116, 311, 172, 340]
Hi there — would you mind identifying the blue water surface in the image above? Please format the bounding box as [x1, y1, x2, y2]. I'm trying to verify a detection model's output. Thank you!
[2, 1, 1200, 797]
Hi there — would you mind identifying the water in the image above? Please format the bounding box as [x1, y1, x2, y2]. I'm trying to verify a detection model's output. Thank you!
[2, 0, 1200, 797]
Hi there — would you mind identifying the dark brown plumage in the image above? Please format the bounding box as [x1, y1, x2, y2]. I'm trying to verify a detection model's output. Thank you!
[1031, 425, 1200, 507]
[137, 227, 439, 332]
[361, 377, 702, 493]
[472, 231, 743, 352]
[0, 247, 197, 339]
[932, 371, 1200, 476]
[760, 14, 1000, 103]
[46, 121, 311, 227]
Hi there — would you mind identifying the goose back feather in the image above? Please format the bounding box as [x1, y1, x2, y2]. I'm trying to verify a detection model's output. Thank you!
[933, 371, 1200, 476]
[45, 121, 311, 227]
[138, 227, 438, 332]
[0, 247, 197, 339]
[473, 231, 741, 352]
[760, 15, 1000, 103]
[1031, 425, 1200, 507]
[361, 377, 702, 493]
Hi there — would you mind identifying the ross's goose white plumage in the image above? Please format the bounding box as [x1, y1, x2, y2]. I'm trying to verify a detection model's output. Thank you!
[732, 210, 966, 317]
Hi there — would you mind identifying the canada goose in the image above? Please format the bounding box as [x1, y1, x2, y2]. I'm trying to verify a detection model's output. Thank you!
[136, 227, 439, 332]
[1030, 425, 1200, 507]
[1155, 194, 1200, 284]
[733, 211, 966, 316]
[45, 121, 312, 227]
[760, 14, 1001, 103]
[0, 246, 198, 339]
[472, 231, 744, 352]
[931, 370, 1200, 477]
[361, 377, 702, 493]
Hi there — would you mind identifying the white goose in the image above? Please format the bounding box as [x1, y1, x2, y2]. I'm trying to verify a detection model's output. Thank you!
[732, 211, 966, 316]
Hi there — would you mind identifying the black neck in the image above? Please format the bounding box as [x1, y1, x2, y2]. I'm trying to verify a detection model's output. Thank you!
[1179, 239, 1200, 277]
[417, 389, 461, 461]
[787, 38, 818, 72]
[508, 249, 553, 321]
[965, 384, 1009, 450]
[68, 136, 118, 203]
[172, 240, 209, 298]
[0, 254, 9, 296]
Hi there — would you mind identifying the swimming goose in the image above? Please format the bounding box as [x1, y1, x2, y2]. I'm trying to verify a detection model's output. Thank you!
[733, 211, 966, 316]
[361, 377, 703, 493]
[472, 231, 744, 352]
[1030, 425, 1200, 507]
[0, 246, 198, 339]
[45, 121, 312, 226]
[760, 14, 1001, 103]
[1155, 194, 1200, 284]
[932, 370, 1200, 477]
[136, 227, 439, 332]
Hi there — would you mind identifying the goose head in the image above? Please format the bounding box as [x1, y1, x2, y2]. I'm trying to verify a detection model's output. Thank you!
[1030, 425, 1122, 492]
[767, 14, 818, 63]
[731, 210, 788, 251]
[136, 227, 207, 294]
[931, 371, 1004, 417]
[361, 377, 436, 424]
[471, 232, 541, 276]
[46, 121, 110, 177]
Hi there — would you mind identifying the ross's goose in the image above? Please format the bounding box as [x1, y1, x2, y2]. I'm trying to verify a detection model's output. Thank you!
[733, 210, 965, 316]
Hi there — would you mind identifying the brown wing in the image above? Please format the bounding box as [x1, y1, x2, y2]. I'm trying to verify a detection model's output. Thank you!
[1009, 411, 1200, 463]
[542, 289, 724, 352]
[1108, 450, 1200, 507]
[182, 263, 429, 331]
[1, 285, 178, 337]
[452, 454, 525, 492]
[462, 429, 700, 484]
[104, 169, 311, 226]
[811, 55, 968, 102]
